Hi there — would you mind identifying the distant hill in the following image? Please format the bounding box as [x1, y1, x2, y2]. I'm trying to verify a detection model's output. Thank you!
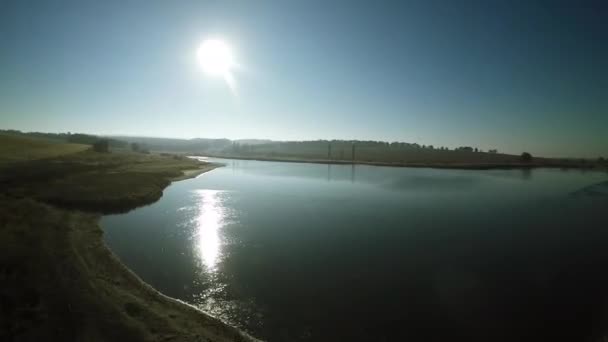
[109, 135, 511, 162]
[203, 140, 605, 169]
[4, 130, 604, 169]
[214, 140, 528, 166]
[109, 136, 600, 169]
[235, 139, 274, 145]
[0, 130, 128, 149]
[110, 136, 232, 153]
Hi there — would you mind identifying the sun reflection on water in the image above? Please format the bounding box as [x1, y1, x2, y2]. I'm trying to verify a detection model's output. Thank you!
[193, 189, 226, 271]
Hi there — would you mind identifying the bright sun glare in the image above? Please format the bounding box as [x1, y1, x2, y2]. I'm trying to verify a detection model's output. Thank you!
[197, 39, 235, 76]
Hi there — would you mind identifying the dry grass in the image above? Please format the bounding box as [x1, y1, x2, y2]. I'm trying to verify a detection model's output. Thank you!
[0, 145, 213, 214]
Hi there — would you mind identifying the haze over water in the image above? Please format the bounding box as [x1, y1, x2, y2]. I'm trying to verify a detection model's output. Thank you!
[102, 159, 608, 341]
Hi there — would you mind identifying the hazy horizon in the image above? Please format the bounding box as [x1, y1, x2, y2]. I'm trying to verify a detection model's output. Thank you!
[1, 0, 606, 158]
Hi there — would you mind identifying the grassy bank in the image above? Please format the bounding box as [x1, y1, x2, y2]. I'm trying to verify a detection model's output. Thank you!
[0, 135, 258, 341]
[0, 142, 219, 214]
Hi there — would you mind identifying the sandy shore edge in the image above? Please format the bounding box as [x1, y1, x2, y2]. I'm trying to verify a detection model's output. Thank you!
[88, 163, 261, 341]
[170, 162, 223, 182]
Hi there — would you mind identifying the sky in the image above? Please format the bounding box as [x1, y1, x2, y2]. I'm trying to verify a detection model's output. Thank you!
[0, 0, 606, 157]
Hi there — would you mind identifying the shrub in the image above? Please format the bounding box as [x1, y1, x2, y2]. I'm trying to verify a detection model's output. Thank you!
[92, 139, 109, 153]
[520, 152, 532, 163]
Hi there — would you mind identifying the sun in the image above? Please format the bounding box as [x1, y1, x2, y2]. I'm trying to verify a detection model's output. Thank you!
[197, 39, 235, 76]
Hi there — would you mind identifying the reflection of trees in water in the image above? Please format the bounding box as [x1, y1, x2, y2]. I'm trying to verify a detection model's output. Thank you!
[521, 168, 531, 180]
[326, 164, 357, 183]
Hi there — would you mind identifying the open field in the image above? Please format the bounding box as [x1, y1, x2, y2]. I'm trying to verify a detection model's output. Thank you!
[0, 134, 89, 165]
[0, 147, 219, 214]
[0, 136, 257, 342]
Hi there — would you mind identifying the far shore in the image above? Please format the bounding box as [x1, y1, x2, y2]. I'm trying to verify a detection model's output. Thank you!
[192, 154, 607, 171]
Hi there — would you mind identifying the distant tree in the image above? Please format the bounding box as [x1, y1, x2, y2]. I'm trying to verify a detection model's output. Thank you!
[108, 138, 128, 149]
[130, 142, 149, 153]
[489, 149, 498, 154]
[240, 143, 255, 154]
[520, 152, 532, 163]
[68, 133, 98, 145]
[457, 146, 474, 152]
[474, 148, 478, 153]
[598, 157, 605, 164]
[92, 139, 109, 153]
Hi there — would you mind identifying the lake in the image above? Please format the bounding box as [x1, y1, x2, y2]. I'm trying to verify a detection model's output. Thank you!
[101, 158, 608, 342]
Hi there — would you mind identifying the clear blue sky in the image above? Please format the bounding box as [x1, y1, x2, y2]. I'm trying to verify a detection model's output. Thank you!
[0, 0, 606, 157]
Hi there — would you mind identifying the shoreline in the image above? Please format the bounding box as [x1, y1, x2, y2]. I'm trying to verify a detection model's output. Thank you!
[86, 163, 259, 342]
[85, 163, 261, 341]
[170, 162, 223, 181]
[196, 154, 607, 171]
[1, 155, 261, 342]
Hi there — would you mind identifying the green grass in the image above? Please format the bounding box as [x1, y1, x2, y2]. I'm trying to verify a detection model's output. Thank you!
[0, 133, 89, 165]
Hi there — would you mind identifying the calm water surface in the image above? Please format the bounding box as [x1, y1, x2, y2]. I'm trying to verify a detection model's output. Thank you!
[102, 159, 608, 342]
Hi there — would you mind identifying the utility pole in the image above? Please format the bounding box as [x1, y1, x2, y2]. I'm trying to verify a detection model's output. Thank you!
[351, 143, 356, 163]
[327, 142, 332, 160]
